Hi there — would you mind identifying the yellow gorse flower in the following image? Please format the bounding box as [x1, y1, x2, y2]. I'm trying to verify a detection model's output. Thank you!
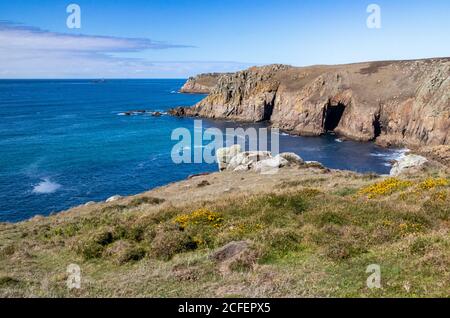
[174, 208, 223, 229]
[418, 177, 448, 190]
[358, 178, 413, 199]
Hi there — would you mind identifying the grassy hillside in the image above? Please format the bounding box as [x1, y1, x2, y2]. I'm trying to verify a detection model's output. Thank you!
[0, 165, 449, 297]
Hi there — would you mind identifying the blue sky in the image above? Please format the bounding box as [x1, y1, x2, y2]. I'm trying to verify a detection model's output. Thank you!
[0, 0, 449, 78]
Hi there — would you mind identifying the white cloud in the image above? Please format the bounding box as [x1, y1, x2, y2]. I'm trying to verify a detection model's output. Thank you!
[0, 22, 251, 78]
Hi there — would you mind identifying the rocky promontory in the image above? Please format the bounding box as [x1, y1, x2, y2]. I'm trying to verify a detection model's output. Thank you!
[174, 58, 450, 147]
[179, 73, 224, 94]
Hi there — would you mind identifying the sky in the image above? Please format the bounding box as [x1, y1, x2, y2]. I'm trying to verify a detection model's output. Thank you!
[0, 0, 449, 78]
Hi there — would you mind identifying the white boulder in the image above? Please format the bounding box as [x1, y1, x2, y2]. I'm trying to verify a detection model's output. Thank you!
[253, 155, 289, 174]
[390, 154, 428, 176]
[106, 195, 122, 203]
[278, 152, 304, 165]
[226, 151, 272, 171]
[216, 145, 242, 171]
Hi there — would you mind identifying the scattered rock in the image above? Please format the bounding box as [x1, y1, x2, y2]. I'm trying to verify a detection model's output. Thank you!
[253, 155, 289, 174]
[188, 172, 212, 179]
[210, 241, 249, 262]
[279, 152, 305, 165]
[210, 241, 259, 274]
[197, 180, 210, 187]
[151, 111, 162, 117]
[217, 146, 305, 173]
[233, 165, 250, 172]
[390, 154, 428, 176]
[216, 145, 242, 171]
[168, 107, 188, 117]
[227, 151, 272, 171]
[106, 195, 122, 203]
[304, 161, 325, 169]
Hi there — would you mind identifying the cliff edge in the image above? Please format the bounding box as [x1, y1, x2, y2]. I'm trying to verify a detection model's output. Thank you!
[179, 73, 224, 94]
[174, 58, 450, 147]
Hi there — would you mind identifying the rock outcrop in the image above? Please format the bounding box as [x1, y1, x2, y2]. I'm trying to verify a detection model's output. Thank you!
[414, 145, 450, 167]
[176, 58, 450, 147]
[216, 146, 303, 173]
[210, 241, 249, 262]
[216, 145, 242, 171]
[179, 73, 224, 94]
[390, 154, 428, 176]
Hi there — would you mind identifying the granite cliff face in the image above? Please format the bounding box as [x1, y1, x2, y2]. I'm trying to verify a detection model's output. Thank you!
[173, 58, 450, 147]
[179, 73, 223, 94]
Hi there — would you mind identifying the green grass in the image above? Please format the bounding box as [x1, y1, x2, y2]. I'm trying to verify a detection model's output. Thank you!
[0, 170, 449, 297]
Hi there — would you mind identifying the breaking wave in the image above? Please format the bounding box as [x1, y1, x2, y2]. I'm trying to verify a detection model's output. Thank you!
[32, 178, 61, 194]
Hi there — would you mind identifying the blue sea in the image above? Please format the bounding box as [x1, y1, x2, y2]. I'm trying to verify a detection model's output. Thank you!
[0, 79, 405, 222]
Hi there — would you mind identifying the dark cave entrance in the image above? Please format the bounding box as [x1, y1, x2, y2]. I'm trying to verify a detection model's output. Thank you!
[323, 102, 346, 132]
[261, 95, 276, 121]
[373, 114, 382, 139]
[262, 102, 274, 121]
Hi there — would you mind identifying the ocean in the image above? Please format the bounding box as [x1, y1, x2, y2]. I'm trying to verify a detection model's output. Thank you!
[0, 79, 405, 222]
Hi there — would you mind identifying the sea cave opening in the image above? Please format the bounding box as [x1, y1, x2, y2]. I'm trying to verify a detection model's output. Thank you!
[323, 102, 346, 132]
[373, 114, 382, 139]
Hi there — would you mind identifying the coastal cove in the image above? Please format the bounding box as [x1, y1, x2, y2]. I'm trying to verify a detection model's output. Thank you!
[0, 79, 405, 222]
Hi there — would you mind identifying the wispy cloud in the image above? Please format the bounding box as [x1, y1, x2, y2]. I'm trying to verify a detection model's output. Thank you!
[0, 22, 251, 78]
[0, 21, 191, 52]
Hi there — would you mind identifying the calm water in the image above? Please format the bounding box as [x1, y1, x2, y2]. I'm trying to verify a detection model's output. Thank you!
[0, 80, 403, 222]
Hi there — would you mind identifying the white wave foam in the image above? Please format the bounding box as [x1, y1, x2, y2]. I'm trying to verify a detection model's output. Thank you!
[335, 138, 343, 143]
[370, 148, 410, 166]
[32, 178, 61, 194]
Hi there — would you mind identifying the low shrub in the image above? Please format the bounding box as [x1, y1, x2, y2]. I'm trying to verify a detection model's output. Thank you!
[104, 240, 146, 264]
[151, 226, 197, 260]
[325, 240, 367, 260]
[0, 276, 20, 287]
[129, 197, 165, 207]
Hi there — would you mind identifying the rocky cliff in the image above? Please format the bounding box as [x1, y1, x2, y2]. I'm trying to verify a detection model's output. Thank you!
[179, 73, 223, 93]
[173, 58, 450, 147]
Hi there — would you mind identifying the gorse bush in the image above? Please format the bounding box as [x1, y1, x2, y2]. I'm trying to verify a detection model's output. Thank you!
[174, 208, 223, 229]
[418, 177, 448, 190]
[358, 178, 413, 198]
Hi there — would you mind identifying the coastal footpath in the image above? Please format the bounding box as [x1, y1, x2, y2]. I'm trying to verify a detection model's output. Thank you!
[174, 58, 450, 147]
